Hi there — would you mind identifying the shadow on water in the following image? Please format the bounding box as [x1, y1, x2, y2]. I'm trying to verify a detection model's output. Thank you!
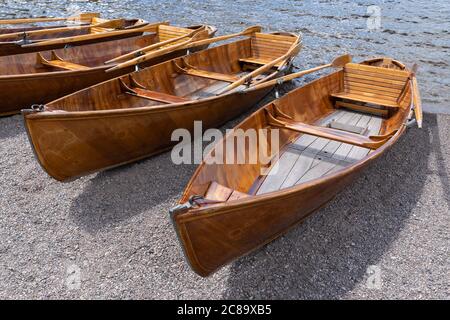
[223, 114, 438, 299]
[69, 151, 197, 234]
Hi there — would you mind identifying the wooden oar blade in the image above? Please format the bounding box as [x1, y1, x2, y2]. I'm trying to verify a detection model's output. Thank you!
[412, 76, 423, 128]
[411, 63, 419, 76]
[331, 54, 352, 68]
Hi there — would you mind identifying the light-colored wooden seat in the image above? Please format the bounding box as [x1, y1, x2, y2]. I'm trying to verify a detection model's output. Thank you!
[332, 92, 399, 108]
[205, 181, 249, 202]
[240, 32, 298, 68]
[37, 51, 89, 71]
[267, 111, 393, 150]
[331, 63, 411, 109]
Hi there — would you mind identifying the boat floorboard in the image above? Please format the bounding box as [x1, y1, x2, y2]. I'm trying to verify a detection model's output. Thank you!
[256, 109, 382, 195]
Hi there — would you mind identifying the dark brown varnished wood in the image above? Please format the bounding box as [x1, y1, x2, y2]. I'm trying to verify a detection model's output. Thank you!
[0, 24, 216, 115]
[171, 58, 417, 277]
[22, 31, 301, 181]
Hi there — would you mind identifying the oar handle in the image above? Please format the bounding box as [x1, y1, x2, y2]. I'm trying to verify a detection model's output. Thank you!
[105, 26, 261, 73]
[245, 53, 352, 92]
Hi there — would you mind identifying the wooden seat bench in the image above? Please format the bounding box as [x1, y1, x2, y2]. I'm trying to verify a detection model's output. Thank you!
[239, 32, 298, 69]
[331, 63, 411, 110]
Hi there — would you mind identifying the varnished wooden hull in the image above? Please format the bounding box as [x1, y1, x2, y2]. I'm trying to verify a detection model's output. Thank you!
[0, 48, 185, 115]
[171, 59, 413, 276]
[0, 25, 215, 115]
[24, 89, 271, 181]
[23, 31, 300, 181]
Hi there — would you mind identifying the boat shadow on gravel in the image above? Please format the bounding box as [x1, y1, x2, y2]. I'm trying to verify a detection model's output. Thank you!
[224, 113, 441, 299]
[67, 94, 276, 234]
[69, 151, 198, 234]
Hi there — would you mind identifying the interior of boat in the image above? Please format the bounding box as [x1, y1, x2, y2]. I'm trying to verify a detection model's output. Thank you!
[0, 24, 202, 75]
[46, 32, 300, 112]
[182, 60, 412, 203]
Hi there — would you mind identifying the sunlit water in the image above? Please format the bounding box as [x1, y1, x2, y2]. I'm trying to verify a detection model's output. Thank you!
[1, 0, 449, 113]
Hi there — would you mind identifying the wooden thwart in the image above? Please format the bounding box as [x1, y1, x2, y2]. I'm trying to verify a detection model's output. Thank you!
[205, 181, 249, 202]
[331, 92, 399, 108]
[119, 77, 189, 104]
[36, 51, 88, 71]
[266, 111, 394, 150]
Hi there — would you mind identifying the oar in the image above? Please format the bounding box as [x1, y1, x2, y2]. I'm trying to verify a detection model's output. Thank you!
[21, 21, 165, 48]
[0, 12, 99, 25]
[105, 26, 206, 64]
[409, 64, 422, 128]
[182, 25, 262, 50]
[217, 43, 302, 95]
[0, 19, 125, 40]
[105, 31, 206, 73]
[246, 54, 352, 92]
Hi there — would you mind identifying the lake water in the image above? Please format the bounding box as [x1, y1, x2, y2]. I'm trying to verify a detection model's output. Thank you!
[1, 0, 449, 113]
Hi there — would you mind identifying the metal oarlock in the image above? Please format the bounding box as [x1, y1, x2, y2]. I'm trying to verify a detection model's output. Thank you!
[274, 78, 284, 99]
[21, 32, 29, 45]
[30, 104, 45, 112]
[169, 195, 204, 215]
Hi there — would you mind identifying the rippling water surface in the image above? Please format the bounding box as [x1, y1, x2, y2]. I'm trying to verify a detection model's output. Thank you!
[1, 0, 449, 113]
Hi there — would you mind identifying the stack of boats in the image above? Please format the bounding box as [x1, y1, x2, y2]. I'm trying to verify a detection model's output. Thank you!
[0, 12, 423, 276]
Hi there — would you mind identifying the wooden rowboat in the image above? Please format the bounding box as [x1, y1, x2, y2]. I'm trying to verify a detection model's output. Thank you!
[170, 56, 422, 276]
[0, 13, 148, 56]
[22, 28, 301, 181]
[0, 23, 216, 116]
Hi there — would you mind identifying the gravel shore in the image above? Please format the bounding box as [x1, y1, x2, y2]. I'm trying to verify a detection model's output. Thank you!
[0, 110, 448, 299]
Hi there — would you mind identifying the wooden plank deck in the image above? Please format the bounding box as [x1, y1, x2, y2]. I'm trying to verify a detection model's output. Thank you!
[256, 109, 383, 195]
